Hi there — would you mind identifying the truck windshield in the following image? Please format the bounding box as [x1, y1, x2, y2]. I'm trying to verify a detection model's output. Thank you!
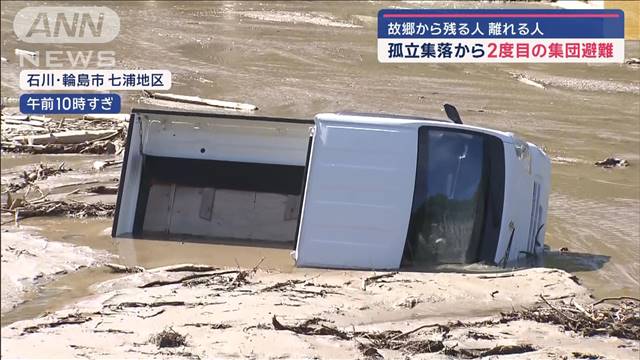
[403, 127, 504, 266]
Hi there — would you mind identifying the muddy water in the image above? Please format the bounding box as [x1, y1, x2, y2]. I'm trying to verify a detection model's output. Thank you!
[1, 1, 639, 324]
[0, 216, 296, 326]
[23, 217, 295, 271]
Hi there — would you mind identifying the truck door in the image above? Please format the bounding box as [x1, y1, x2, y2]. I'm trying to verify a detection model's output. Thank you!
[294, 115, 418, 269]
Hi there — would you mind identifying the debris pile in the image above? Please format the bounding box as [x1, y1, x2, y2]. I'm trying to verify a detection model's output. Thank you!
[270, 315, 536, 358]
[503, 296, 640, 340]
[3, 199, 115, 223]
[2, 162, 71, 193]
[269, 296, 638, 357]
[595, 157, 629, 168]
[1, 111, 128, 154]
[149, 328, 188, 348]
[105, 263, 145, 273]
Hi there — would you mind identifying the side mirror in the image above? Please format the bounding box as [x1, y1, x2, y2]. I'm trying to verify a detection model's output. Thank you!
[444, 104, 463, 124]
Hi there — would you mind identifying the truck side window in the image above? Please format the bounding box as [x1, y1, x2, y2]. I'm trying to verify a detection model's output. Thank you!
[403, 127, 491, 266]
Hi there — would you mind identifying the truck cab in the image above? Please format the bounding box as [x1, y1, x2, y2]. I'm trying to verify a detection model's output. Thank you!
[113, 108, 550, 270]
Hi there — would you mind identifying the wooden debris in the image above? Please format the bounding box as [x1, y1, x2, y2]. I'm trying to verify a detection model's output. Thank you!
[481, 344, 535, 356]
[3, 200, 115, 222]
[517, 76, 546, 89]
[362, 272, 398, 290]
[137, 309, 166, 319]
[3, 162, 71, 193]
[477, 273, 517, 279]
[143, 90, 257, 111]
[271, 316, 350, 340]
[87, 185, 119, 195]
[110, 301, 186, 309]
[573, 351, 603, 359]
[595, 157, 629, 168]
[509, 72, 545, 89]
[104, 263, 145, 273]
[466, 330, 496, 340]
[164, 264, 219, 273]
[260, 280, 304, 292]
[592, 296, 640, 306]
[138, 270, 240, 288]
[501, 296, 640, 340]
[183, 323, 231, 329]
[94, 328, 134, 334]
[2, 112, 127, 155]
[21, 313, 92, 335]
[10, 130, 118, 145]
[2, 139, 121, 154]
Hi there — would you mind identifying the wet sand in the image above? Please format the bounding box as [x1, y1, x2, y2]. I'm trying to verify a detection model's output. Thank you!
[4, 265, 637, 360]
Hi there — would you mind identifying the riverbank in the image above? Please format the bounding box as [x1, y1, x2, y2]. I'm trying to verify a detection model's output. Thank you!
[2, 262, 638, 359]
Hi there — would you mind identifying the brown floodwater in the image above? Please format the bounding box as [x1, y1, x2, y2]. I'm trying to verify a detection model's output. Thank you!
[1, 1, 639, 325]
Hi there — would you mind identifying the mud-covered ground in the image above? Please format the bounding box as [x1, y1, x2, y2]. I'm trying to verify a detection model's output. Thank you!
[2, 265, 638, 359]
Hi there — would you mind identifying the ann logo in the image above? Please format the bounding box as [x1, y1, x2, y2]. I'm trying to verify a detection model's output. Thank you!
[14, 7, 119, 43]
[26, 12, 105, 39]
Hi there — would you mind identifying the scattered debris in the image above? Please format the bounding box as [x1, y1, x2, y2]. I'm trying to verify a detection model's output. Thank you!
[93, 328, 134, 334]
[594, 157, 629, 168]
[2, 162, 71, 193]
[266, 296, 637, 357]
[361, 347, 383, 359]
[10, 130, 119, 146]
[395, 296, 422, 309]
[481, 344, 536, 356]
[92, 159, 123, 171]
[510, 72, 546, 89]
[1, 140, 121, 154]
[137, 309, 166, 319]
[1, 110, 127, 155]
[466, 330, 496, 340]
[139, 270, 241, 288]
[21, 313, 92, 335]
[271, 316, 350, 339]
[149, 327, 188, 348]
[261, 280, 305, 292]
[143, 90, 258, 111]
[104, 263, 145, 273]
[86, 185, 119, 195]
[625, 58, 640, 65]
[110, 301, 186, 309]
[164, 264, 219, 272]
[573, 351, 603, 359]
[502, 296, 640, 340]
[3, 200, 115, 222]
[362, 272, 398, 290]
[183, 323, 231, 330]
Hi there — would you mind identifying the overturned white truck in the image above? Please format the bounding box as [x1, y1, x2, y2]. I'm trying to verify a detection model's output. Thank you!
[112, 107, 550, 270]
